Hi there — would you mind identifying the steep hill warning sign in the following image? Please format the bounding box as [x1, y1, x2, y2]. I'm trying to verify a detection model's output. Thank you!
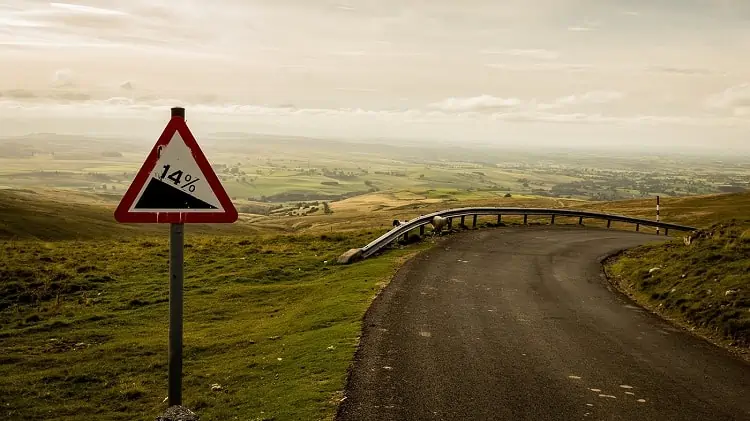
[114, 109, 238, 224]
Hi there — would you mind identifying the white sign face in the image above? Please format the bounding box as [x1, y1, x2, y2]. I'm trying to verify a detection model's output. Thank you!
[128, 132, 224, 213]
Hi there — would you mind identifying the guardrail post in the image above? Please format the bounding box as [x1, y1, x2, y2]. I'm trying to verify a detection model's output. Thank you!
[636, 224, 640, 232]
[523, 215, 528, 225]
[448, 217, 453, 229]
[664, 228, 669, 236]
[551, 214, 556, 225]
[420, 225, 425, 236]
[607, 220, 611, 229]
[497, 215, 502, 224]
[403, 230, 409, 242]
[460, 215, 465, 228]
[578, 216, 583, 225]
[472, 214, 478, 228]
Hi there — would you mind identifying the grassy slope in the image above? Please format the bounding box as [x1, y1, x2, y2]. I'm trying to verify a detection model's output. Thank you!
[2, 188, 749, 419]
[0, 232, 426, 420]
[606, 220, 750, 356]
[579, 192, 750, 228]
[0, 189, 272, 241]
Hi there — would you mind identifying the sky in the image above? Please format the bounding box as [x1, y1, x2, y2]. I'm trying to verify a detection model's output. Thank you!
[1, 0, 749, 151]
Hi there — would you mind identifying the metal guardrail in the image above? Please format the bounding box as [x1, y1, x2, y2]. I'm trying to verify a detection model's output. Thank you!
[358, 207, 697, 259]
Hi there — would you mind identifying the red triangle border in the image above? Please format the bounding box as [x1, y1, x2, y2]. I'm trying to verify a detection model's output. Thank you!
[114, 117, 238, 224]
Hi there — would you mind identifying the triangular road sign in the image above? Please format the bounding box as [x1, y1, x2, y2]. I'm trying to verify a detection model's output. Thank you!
[115, 113, 238, 224]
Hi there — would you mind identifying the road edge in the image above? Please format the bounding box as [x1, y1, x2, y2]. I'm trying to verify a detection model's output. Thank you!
[333, 239, 442, 420]
[601, 250, 750, 364]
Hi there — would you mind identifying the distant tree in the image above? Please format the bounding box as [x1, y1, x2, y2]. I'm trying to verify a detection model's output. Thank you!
[504, 193, 512, 198]
[323, 202, 333, 214]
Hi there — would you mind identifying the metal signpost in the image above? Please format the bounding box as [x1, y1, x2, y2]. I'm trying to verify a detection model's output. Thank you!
[114, 108, 238, 406]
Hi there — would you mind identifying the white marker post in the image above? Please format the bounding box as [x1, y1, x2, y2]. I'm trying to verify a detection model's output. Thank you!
[656, 195, 660, 235]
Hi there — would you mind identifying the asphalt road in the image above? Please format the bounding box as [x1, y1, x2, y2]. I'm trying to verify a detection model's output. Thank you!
[337, 227, 750, 421]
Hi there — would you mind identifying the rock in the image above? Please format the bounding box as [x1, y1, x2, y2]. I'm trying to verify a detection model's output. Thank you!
[648, 267, 661, 274]
[337, 248, 363, 265]
[725, 289, 737, 296]
[210, 383, 222, 392]
[156, 405, 199, 421]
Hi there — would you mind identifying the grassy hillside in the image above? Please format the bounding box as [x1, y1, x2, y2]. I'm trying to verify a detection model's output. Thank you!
[2, 187, 749, 419]
[0, 231, 427, 420]
[606, 220, 750, 356]
[581, 192, 750, 229]
[0, 189, 275, 241]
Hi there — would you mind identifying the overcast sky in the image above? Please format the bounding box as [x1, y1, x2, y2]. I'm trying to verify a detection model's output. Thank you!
[1, 0, 749, 151]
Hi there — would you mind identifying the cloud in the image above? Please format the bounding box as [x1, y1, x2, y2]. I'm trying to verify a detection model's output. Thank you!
[480, 49, 560, 60]
[0, 95, 746, 134]
[52, 92, 91, 101]
[485, 63, 592, 72]
[707, 83, 750, 116]
[52, 69, 75, 87]
[567, 26, 593, 32]
[647, 66, 713, 76]
[429, 95, 521, 112]
[49, 3, 128, 16]
[1, 89, 36, 99]
[554, 91, 625, 106]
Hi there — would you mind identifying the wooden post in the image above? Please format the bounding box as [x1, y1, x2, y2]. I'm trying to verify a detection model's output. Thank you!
[497, 214, 502, 224]
[551, 214, 556, 225]
[472, 214, 478, 228]
[448, 218, 453, 229]
[420, 225, 425, 236]
[636, 224, 640, 232]
[578, 216, 583, 225]
[523, 214, 528, 225]
[460, 215, 465, 227]
[607, 220, 611, 229]
[664, 228, 669, 236]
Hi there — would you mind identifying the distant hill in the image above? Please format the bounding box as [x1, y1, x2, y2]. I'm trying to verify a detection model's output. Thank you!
[0, 188, 137, 240]
[0, 189, 263, 241]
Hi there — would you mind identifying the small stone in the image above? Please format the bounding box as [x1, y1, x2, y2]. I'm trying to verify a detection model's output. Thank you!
[648, 267, 661, 274]
[210, 384, 222, 392]
[268, 336, 281, 341]
[156, 405, 199, 421]
[725, 290, 737, 296]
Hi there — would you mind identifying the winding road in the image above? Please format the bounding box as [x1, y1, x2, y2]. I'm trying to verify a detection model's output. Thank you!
[337, 227, 750, 421]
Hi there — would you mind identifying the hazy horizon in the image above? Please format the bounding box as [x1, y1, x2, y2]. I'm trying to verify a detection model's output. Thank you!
[1, 0, 749, 151]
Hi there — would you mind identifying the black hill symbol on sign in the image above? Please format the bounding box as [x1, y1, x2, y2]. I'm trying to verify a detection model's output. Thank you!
[134, 177, 217, 210]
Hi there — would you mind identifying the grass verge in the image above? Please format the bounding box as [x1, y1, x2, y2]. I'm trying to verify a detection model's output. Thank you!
[604, 220, 750, 360]
[0, 230, 429, 420]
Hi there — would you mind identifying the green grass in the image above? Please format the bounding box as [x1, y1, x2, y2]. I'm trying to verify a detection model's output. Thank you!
[606, 220, 750, 350]
[0, 189, 272, 241]
[2, 180, 749, 420]
[0, 231, 427, 420]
